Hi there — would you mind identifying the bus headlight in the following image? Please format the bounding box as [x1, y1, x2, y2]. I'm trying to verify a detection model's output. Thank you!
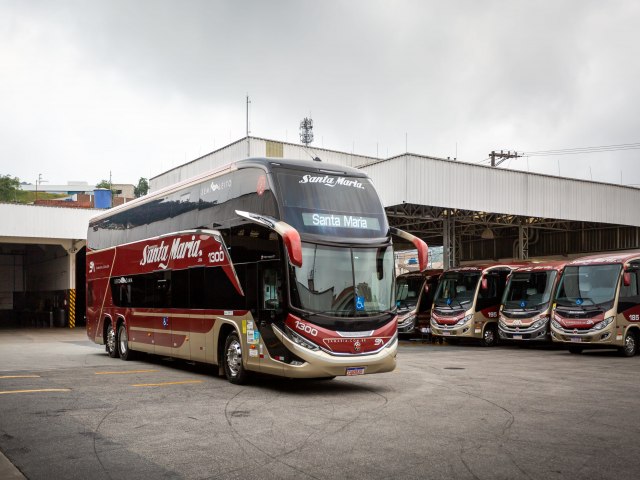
[551, 319, 562, 330]
[530, 316, 549, 330]
[592, 316, 614, 331]
[456, 314, 473, 326]
[287, 328, 320, 351]
[398, 312, 416, 325]
[499, 317, 508, 328]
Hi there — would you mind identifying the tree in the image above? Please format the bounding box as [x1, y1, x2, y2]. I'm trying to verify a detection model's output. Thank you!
[134, 177, 149, 197]
[0, 175, 20, 202]
[95, 179, 111, 190]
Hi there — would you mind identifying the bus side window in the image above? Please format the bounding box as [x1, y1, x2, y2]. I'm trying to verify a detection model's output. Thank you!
[262, 268, 281, 311]
[87, 282, 94, 307]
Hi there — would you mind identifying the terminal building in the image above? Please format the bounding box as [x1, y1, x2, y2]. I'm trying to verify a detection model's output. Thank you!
[2, 136, 640, 328]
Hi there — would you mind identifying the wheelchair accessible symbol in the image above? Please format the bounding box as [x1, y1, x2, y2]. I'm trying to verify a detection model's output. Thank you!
[162, 317, 169, 328]
[356, 296, 365, 311]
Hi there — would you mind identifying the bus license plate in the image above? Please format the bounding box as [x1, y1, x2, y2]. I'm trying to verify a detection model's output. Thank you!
[442, 331, 451, 336]
[346, 367, 365, 376]
[513, 335, 522, 340]
[570, 337, 582, 343]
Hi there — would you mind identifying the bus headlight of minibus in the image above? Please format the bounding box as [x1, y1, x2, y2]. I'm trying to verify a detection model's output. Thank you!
[530, 315, 549, 330]
[287, 328, 320, 351]
[551, 318, 562, 330]
[398, 311, 416, 325]
[456, 314, 473, 326]
[592, 316, 614, 331]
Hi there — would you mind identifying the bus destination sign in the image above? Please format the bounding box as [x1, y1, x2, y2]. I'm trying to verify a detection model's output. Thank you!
[302, 213, 380, 230]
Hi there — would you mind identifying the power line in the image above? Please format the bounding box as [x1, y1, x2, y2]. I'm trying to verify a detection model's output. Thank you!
[523, 142, 640, 157]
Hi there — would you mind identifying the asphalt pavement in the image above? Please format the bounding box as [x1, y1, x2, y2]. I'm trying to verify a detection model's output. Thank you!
[1, 328, 639, 480]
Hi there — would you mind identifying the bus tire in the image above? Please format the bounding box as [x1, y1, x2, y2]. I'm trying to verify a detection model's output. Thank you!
[106, 321, 118, 358]
[619, 330, 637, 357]
[481, 325, 498, 347]
[568, 345, 583, 354]
[118, 323, 135, 361]
[223, 331, 250, 385]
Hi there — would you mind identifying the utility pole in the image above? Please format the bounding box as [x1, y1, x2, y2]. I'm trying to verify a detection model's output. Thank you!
[246, 95, 251, 157]
[489, 150, 522, 167]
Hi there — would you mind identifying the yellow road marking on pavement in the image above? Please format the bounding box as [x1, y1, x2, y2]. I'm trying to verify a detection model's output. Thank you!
[131, 380, 203, 387]
[0, 375, 41, 379]
[95, 369, 157, 375]
[0, 388, 70, 395]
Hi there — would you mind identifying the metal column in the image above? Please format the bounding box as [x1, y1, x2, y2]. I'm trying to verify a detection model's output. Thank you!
[518, 225, 529, 260]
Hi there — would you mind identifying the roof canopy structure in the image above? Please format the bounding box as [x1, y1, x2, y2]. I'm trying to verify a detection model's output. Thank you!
[150, 137, 640, 267]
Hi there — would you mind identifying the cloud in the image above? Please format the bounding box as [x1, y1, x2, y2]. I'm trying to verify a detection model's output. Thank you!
[1, 0, 639, 186]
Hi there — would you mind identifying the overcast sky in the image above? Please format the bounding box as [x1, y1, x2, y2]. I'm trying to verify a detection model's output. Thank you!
[1, 0, 639, 187]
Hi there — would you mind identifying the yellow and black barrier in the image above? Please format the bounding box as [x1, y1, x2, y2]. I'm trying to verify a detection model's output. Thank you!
[69, 289, 76, 329]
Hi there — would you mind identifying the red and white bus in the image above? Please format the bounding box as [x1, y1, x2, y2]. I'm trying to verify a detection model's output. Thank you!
[86, 158, 428, 383]
[551, 252, 640, 356]
[430, 264, 519, 346]
[498, 261, 566, 342]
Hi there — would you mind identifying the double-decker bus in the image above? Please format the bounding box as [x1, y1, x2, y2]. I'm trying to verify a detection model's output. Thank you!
[551, 252, 640, 356]
[499, 261, 565, 342]
[430, 264, 517, 346]
[86, 158, 428, 383]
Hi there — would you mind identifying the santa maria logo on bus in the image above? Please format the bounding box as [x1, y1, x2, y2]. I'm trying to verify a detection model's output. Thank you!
[140, 236, 203, 268]
[298, 174, 365, 190]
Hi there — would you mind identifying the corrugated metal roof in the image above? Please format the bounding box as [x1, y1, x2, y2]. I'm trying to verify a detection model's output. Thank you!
[0, 203, 97, 240]
[361, 154, 640, 227]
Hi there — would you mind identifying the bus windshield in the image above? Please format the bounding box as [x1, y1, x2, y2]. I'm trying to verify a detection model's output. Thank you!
[396, 276, 424, 309]
[290, 243, 395, 316]
[274, 169, 388, 238]
[555, 264, 621, 309]
[503, 270, 557, 310]
[434, 271, 481, 308]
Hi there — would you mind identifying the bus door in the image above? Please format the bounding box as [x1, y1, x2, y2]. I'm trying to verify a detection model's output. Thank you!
[618, 261, 640, 341]
[475, 271, 508, 333]
[152, 271, 173, 356]
[256, 261, 285, 373]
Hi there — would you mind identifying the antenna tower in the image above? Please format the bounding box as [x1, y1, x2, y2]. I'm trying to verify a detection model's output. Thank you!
[300, 117, 314, 146]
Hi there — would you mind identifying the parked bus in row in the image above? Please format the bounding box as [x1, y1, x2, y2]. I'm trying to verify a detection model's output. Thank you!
[499, 261, 566, 342]
[395, 269, 441, 336]
[430, 264, 518, 346]
[551, 252, 640, 357]
[86, 158, 428, 383]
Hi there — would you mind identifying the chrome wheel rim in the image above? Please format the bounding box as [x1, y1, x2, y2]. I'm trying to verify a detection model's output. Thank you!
[624, 334, 636, 356]
[119, 327, 128, 355]
[484, 328, 495, 345]
[226, 339, 242, 377]
[107, 326, 116, 353]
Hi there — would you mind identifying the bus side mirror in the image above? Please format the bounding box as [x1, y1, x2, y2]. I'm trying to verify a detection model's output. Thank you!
[481, 278, 489, 291]
[424, 284, 430, 294]
[623, 272, 632, 287]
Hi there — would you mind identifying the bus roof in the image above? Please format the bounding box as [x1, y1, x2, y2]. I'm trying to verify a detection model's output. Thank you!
[396, 269, 443, 280]
[566, 250, 640, 267]
[444, 263, 522, 274]
[511, 260, 567, 273]
[89, 157, 370, 224]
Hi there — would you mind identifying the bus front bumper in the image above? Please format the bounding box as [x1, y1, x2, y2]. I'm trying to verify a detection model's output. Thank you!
[499, 323, 549, 341]
[271, 327, 398, 378]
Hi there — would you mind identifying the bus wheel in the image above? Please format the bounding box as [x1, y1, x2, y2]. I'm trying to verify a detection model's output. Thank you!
[619, 331, 637, 357]
[223, 331, 249, 385]
[118, 323, 135, 361]
[106, 322, 118, 358]
[481, 325, 498, 347]
[568, 345, 583, 354]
